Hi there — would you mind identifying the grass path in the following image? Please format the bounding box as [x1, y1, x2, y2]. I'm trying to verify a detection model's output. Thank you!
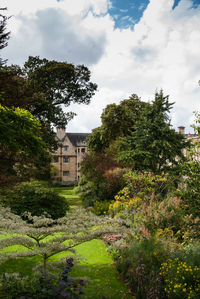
[54, 187, 132, 298]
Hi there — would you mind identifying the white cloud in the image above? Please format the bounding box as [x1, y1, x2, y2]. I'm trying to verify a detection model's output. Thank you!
[1, 0, 200, 133]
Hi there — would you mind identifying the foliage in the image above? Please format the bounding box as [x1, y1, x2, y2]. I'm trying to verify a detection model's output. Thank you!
[0, 104, 50, 186]
[160, 258, 200, 298]
[0, 258, 85, 299]
[117, 90, 190, 173]
[87, 94, 148, 153]
[178, 135, 200, 240]
[123, 171, 173, 200]
[0, 7, 10, 65]
[116, 237, 169, 298]
[4, 181, 69, 219]
[93, 200, 110, 215]
[0, 272, 37, 299]
[0, 206, 120, 273]
[132, 196, 184, 240]
[0, 56, 97, 150]
[109, 189, 143, 217]
[77, 151, 127, 205]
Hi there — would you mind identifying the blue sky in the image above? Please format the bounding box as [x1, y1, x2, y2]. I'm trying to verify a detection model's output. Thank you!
[108, 0, 200, 28]
[108, 0, 150, 28]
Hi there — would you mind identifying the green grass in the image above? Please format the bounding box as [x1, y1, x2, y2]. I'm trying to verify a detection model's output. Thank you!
[0, 187, 132, 298]
[53, 186, 82, 208]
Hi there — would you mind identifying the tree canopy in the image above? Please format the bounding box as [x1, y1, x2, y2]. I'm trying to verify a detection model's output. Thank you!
[0, 104, 50, 186]
[117, 90, 190, 173]
[0, 56, 97, 149]
[87, 94, 148, 153]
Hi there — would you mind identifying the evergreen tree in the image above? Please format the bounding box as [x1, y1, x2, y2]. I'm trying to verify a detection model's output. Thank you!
[117, 90, 190, 173]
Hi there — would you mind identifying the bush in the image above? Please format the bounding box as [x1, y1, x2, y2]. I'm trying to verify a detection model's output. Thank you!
[0, 258, 85, 299]
[132, 196, 184, 240]
[108, 187, 143, 217]
[5, 181, 69, 219]
[123, 171, 174, 201]
[116, 237, 170, 298]
[160, 258, 200, 298]
[93, 200, 110, 215]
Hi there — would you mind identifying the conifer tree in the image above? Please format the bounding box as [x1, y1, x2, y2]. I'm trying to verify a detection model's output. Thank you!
[117, 90, 190, 173]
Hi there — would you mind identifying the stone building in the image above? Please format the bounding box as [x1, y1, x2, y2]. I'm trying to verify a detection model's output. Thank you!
[178, 126, 200, 161]
[52, 128, 90, 184]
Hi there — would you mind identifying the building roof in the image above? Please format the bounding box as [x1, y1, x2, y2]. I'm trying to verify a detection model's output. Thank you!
[66, 133, 90, 146]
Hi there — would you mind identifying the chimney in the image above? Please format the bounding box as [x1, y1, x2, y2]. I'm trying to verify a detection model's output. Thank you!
[56, 127, 66, 140]
[178, 126, 185, 135]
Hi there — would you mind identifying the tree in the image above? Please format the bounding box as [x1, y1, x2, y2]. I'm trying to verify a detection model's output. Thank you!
[79, 94, 148, 204]
[87, 94, 148, 153]
[0, 104, 50, 186]
[0, 206, 120, 272]
[0, 7, 10, 65]
[117, 90, 190, 173]
[0, 56, 97, 149]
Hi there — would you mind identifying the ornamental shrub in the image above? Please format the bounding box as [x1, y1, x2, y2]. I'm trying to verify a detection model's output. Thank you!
[160, 258, 200, 298]
[93, 200, 110, 215]
[132, 196, 184, 240]
[108, 187, 143, 217]
[123, 171, 174, 201]
[5, 181, 69, 219]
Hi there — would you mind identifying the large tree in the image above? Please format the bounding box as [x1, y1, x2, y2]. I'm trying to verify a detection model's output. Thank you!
[0, 56, 97, 149]
[87, 94, 148, 153]
[0, 104, 50, 186]
[117, 90, 190, 173]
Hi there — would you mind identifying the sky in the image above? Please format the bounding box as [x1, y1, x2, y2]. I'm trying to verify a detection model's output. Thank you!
[1, 0, 200, 133]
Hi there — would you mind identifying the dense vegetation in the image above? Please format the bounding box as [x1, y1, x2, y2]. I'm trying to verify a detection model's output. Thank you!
[77, 100, 200, 298]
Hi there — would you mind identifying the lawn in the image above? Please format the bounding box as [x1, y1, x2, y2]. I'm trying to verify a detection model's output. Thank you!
[0, 187, 132, 298]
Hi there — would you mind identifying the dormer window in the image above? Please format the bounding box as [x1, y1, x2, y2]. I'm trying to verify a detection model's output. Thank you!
[64, 145, 69, 151]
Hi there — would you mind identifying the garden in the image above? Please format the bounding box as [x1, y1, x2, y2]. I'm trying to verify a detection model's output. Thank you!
[0, 9, 200, 298]
[0, 186, 132, 298]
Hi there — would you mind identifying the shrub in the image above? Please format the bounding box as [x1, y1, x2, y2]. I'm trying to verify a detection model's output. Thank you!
[123, 196, 184, 241]
[5, 181, 69, 219]
[160, 258, 200, 298]
[108, 187, 143, 217]
[116, 237, 170, 297]
[0, 258, 85, 299]
[93, 200, 110, 215]
[123, 171, 174, 201]
[77, 151, 127, 205]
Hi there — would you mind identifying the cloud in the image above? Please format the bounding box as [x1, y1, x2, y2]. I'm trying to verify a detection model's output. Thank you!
[2, 6, 107, 66]
[1, 0, 200, 133]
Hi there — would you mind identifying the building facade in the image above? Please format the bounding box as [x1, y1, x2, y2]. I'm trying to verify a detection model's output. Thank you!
[52, 128, 90, 184]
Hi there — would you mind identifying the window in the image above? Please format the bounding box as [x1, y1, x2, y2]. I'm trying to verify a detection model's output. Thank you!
[53, 156, 58, 163]
[81, 148, 85, 153]
[64, 145, 69, 151]
[77, 162, 80, 168]
[63, 171, 69, 176]
[63, 156, 69, 163]
[78, 148, 80, 153]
